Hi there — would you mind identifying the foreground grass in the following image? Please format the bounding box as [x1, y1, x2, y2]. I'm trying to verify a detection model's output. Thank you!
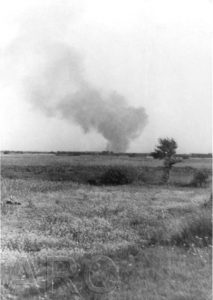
[1, 178, 212, 299]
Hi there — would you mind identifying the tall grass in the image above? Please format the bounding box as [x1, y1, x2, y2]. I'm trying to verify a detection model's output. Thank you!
[171, 209, 212, 247]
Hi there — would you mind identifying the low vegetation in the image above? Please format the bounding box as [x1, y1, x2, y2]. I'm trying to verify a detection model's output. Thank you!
[1, 159, 212, 187]
[1, 154, 212, 299]
[170, 209, 212, 247]
[99, 166, 136, 185]
[191, 170, 209, 187]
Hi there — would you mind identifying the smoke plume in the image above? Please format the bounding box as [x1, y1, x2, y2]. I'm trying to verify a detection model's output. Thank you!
[26, 42, 148, 152]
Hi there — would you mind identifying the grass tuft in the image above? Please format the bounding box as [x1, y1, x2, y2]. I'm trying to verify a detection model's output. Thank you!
[171, 209, 212, 247]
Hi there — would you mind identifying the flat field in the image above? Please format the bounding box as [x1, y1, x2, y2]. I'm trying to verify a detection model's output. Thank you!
[1, 154, 212, 185]
[1, 154, 212, 299]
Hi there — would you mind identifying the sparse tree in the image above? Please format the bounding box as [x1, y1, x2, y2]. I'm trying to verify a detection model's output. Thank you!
[151, 138, 180, 183]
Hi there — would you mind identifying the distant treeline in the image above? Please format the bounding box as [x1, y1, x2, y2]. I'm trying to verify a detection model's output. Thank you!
[55, 152, 213, 158]
[55, 151, 152, 157]
[1, 150, 212, 158]
[189, 153, 212, 158]
[1, 150, 55, 155]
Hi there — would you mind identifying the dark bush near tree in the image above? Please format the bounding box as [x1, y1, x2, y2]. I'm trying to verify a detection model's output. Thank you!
[191, 170, 209, 187]
[99, 166, 136, 185]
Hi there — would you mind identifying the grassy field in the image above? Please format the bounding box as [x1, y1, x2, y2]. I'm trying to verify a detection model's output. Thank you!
[1, 154, 212, 186]
[1, 154, 212, 299]
[1, 153, 212, 168]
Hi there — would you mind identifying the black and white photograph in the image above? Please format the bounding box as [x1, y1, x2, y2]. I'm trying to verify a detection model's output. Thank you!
[0, 0, 212, 299]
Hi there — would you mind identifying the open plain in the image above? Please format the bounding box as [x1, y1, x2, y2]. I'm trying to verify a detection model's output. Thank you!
[1, 153, 212, 299]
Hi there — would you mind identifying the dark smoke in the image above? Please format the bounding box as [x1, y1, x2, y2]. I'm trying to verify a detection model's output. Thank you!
[26, 42, 148, 152]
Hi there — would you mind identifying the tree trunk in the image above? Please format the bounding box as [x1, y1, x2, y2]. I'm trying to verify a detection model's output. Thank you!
[162, 157, 172, 184]
[162, 167, 170, 184]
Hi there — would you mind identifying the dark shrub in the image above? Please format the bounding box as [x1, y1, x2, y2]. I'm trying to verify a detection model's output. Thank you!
[3, 151, 10, 154]
[99, 166, 135, 185]
[191, 170, 209, 187]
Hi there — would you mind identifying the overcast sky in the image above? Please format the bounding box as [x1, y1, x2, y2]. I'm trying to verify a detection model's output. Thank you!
[0, 0, 212, 153]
